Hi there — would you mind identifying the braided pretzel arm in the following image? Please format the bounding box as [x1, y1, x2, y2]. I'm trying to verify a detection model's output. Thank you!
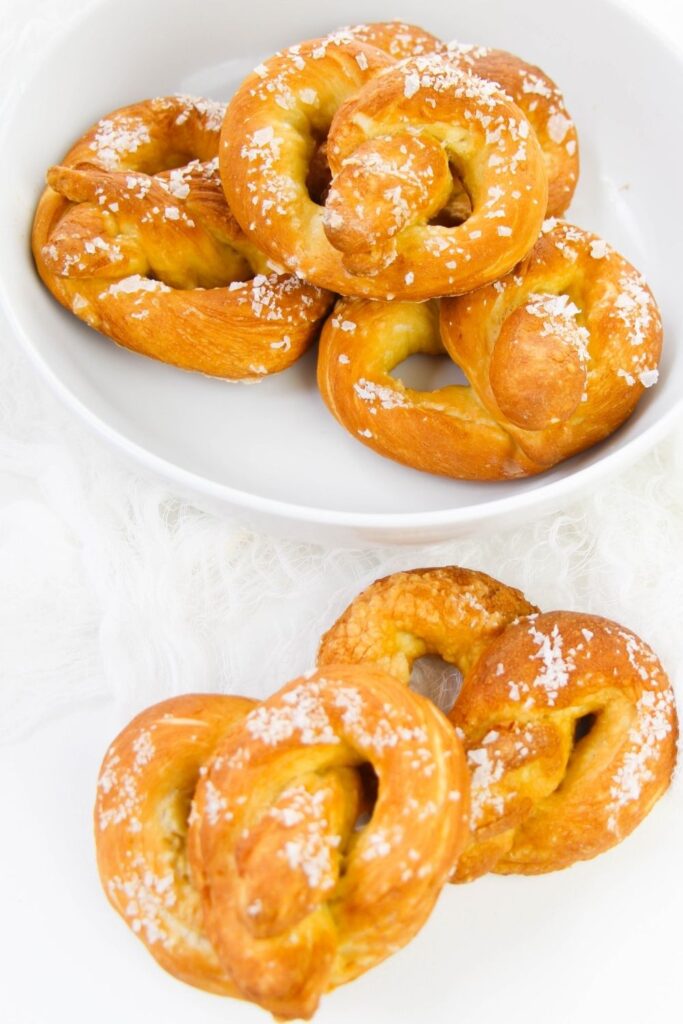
[441, 221, 663, 468]
[450, 612, 677, 880]
[222, 43, 547, 299]
[94, 693, 255, 994]
[189, 666, 469, 1020]
[446, 43, 579, 215]
[33, 96, 332, 380]
[318, 568, 538, 682]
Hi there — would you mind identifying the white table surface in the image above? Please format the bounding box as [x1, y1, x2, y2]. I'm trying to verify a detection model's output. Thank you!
[1, 1, 682, 1022]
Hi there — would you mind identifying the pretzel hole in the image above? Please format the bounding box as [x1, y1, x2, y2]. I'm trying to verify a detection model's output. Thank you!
[429, 165, 473, 227]
[306, 135, 332, 206]
[351, 763, 379, 834]
[157, 786, 194, 874]
[133, 150, 198, 175]
[409, 655, 463, 714]
[558, 712, 599, 785]
[391, 353, 468, 391]
[572, 712, 597, 745]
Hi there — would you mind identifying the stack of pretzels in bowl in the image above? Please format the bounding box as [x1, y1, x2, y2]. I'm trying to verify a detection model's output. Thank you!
[95, 566, 678, 1019]
[33, 20, 663, 481]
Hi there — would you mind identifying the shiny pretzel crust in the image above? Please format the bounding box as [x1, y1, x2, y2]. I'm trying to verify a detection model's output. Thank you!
[318, 567, 538, 679]
[94, 669, 469, 1020]
[32, 95, 332, 380]
[446, 43, 579, 215]
[441, 221, 663, 468]
[189, 665, 469, 1020]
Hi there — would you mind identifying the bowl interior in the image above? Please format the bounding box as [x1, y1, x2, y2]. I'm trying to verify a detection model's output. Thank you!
[2, 0, 681, 520]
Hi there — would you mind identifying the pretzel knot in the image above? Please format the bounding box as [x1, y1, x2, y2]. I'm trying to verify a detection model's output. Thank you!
[222, 41, 547, 299]
[95, 666, 469, 1021]
[317, 221, 662, 479]
[32, 95, 332, 380]
[318, 568, 678, 880]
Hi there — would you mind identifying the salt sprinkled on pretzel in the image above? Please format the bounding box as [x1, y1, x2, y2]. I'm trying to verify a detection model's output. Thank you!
[317, 221, 662, 478]
[338, 21, 443, 60]
[450, 611, 677, 879]
[94, 693, 255, 995]
[441, 220, 663, 465]
[189, 666, 468, 1020]
[221, 41, 548, 299]
[33, 96, 332, 380]
[318, 568, 678, 880]
[446, 43, 579, 215]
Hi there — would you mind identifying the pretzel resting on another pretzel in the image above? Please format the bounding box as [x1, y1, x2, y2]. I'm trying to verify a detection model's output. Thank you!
[32, 95, 333, 380]
[221, 36, 548, 299]
[318, 567, 677, 879]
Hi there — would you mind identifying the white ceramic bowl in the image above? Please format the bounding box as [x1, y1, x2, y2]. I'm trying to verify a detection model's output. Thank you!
[2, 0, 682, 545]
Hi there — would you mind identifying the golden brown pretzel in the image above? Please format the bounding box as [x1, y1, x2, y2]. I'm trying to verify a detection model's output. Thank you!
[450, 611, 678, 880]
[317, 568, 678, 880]
[316, 221, 662, 479]
[94, 693, 255, 994]
[446, 43, 579, 215]
[221, 39, 547, 299]
[94, 667, 469, 1020]
[189, 665, 469, 1019]
[32, 95, 332, 380]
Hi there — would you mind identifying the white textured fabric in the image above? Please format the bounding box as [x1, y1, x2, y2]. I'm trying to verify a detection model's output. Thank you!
[2, 0, 682, 744]
[2, 306, 683, 739]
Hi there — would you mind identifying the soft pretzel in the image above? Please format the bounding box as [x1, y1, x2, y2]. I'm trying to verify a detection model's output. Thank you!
[450, 611, 678, 879]
[94, 667, 469, 1020]
[317, 221, 662, 479]
[221, 40, 547, 299]
[94, 692, 255, 994]
[446, 43, 579, 216]
[318, 568, 678, 879]
[32, 95, 332, 380]
[189, 665, 469, 1020]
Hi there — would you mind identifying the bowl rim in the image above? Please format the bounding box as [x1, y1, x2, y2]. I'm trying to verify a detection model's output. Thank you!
[3, 0, 683, 535]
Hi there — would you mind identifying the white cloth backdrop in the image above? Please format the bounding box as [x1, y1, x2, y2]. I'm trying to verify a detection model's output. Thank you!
[2, 0, 683, 744]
